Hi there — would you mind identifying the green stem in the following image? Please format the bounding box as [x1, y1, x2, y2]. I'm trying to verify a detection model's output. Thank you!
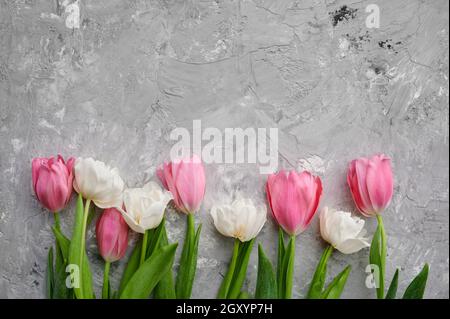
[79, 199, 91, 285]
[276, 228, 285, 298]
[217, 239, 240, 298]
[175, 213, 199, 298]
[102, 261, 111, 299]
[140, 230, 149, 266]
[284, 235, 295, 299]
[53, 212, 61, 231]
[376, 214, 387, 299]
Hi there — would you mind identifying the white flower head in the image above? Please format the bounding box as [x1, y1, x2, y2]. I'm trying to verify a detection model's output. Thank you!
[320, 207, 370, 254]
[120, 182, 172, 233]
[73, 157, 124, 208]
[210, 198, 267, 242]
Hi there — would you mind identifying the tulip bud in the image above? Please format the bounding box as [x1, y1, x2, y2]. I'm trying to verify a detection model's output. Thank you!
[319, 207, 370, 254]
[347, 154, 393, 217]
[266, 170, 322, 235]
[32, 155, 75, 212]
[210, 198, 267, 242]
[157, 155, 206, 214]
[73, 157, 125, 208]
[96, 208, 129, 262]
[119, 182, 172, 233]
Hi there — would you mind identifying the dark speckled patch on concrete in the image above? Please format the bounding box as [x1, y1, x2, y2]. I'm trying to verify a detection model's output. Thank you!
[0, 0, 448, 298]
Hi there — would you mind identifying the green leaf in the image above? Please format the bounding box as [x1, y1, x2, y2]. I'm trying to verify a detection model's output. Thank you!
[402, 264, 429, 299]
[282, 236, 295, 299]
[46, 248, 54, 299]
[307, 245, 333, 299]
[175, 214, 201, 299]
[52, 226, 70, 262]
[53, 240, 70, 299]
[146, 218, 165, 258]
[67, 195, 93, 299]
[385, 269, 400, 299]
[154, 223, 176, 299]
[217, 240, 240, 299]
[120, 243, 178, 299]
[238, 291, 249, 299]
[276, 228, 285, 298]
[119, 239, 142, 294]
[51, 226, 72, 299]
[255, 244, 277, 299]
[321, 265, 351, 299]
[370, 215, 386, 299]
[227, 239, 254, 299]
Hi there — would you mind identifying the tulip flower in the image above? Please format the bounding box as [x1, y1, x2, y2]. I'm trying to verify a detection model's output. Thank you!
[211, 198, 267, 299]
[32, 155, 74, 299]
[119, 182, 172, 266]
[32, 155, 75, 214]
[266, 170, 322, 299]
[210, 198, 266, 242]
[266, 170, 323, 235]
[347, 154, 393, 217]
[307, 209, 363, 299]
[121, 182, 172, 234]
[347, 154, 394, 299]
[69, 157, 124, 299]
[157, 154, 206, 214]
[319, 207, 370, 254]
[73, 157, 125, 209]
[157, 155, 205, 298]
[96, 208, 129, 298]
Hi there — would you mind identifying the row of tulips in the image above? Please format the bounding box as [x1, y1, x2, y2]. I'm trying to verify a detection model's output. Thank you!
[32, 154, 429, 299]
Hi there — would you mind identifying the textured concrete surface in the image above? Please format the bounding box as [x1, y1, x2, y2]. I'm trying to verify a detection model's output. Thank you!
[0, 0, 448, 299]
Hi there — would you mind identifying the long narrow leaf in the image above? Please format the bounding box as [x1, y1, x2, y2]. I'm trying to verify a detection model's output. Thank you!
[217, 240, 240, 299]
[52, 226, 70, 262]
[402, 264, 429, 299]
[385, 269, 400, 299]
[255, 244, 277, 299]
[176, 215, 201, 299]
[307, 245, 333, 299]
[146, 219, 165, 258]
[370, 223, 384, 299]
[120, 243, 178, 299]
[67, 195, 93, 299]
[321, 265, 351, 299]
[282, 236, 295, 299]
[276, 228, 285, 298]
[154, 223, 176, 299]
[53, 240, 70, 299]
[227, 239, 254, 299]
[119, 239, 142, 294]
[46, 248, 54, 299]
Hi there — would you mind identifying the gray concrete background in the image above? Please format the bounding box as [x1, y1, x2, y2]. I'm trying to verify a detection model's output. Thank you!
[0, 0, 448, 299]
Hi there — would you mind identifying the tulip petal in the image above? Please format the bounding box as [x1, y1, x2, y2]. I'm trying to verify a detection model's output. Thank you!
[366, 155, 393, 213]
[335, 238, 370, 254]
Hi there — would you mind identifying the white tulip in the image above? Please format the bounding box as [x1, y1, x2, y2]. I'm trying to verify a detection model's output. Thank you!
[319, 207, 370, 254]
[210, 198, 267, 242]
[120, 182, 172, 233]
[73, 157, 124, 208]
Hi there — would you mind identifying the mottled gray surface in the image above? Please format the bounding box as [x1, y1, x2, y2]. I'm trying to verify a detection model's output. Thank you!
[0, 0, 448, 299]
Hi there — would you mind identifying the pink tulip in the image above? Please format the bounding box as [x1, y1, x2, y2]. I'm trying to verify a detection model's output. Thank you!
[157, 155, 206, 214]
[96, 208, 129, 262]
[266, 170, 323, 235]
[32, 155, 75, 212]
[347, 154, 394, 217]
